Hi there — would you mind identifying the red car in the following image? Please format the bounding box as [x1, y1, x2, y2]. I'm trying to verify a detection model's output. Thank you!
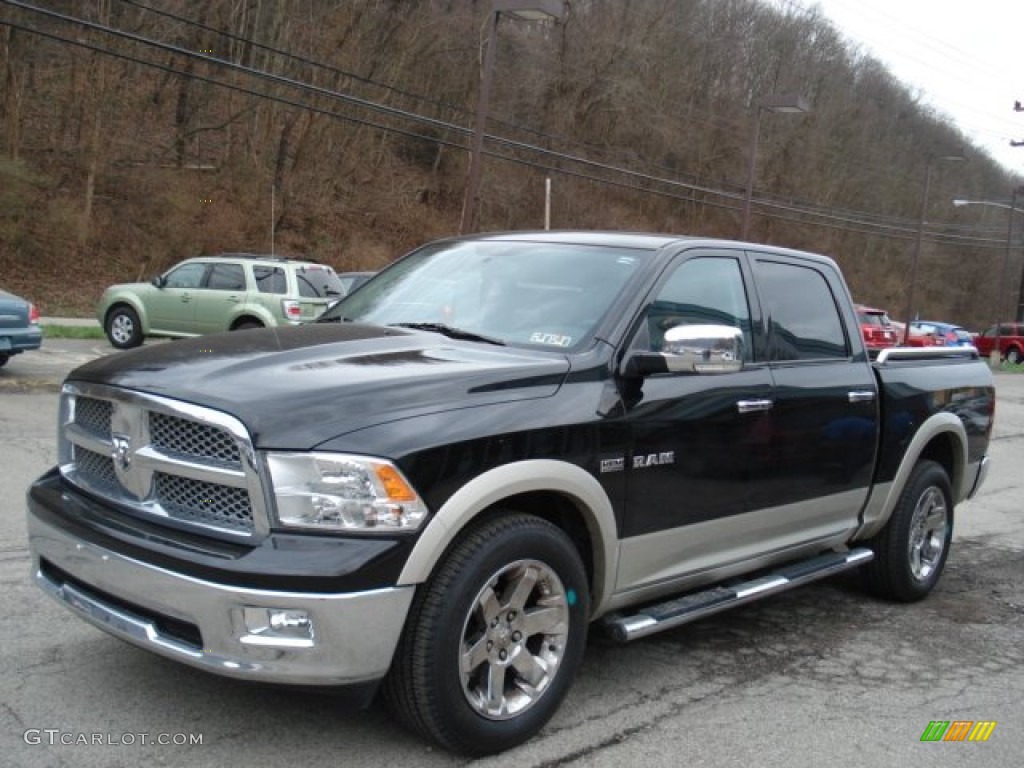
[972, 323, 1024, 363]
[855, 304, 899, 351]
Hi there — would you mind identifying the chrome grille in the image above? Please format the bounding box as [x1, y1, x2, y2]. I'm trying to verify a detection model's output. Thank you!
[76, 397, 112, 437]
[150, 412, 241, 466]
[156, 473, 253, 531]
[59, 383, 266, 539]
[76, 447, 119, 492]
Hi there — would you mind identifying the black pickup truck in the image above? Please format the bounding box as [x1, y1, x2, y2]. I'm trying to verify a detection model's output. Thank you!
[27, 232, 994, 755]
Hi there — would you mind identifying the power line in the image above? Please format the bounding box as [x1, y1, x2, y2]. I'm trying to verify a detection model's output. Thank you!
[86, 0, 987, 221]
[1, 0, 1013, 250]
[111, 0, 953, 211]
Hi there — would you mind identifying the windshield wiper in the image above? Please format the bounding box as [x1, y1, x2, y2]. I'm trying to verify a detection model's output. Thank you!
[316, 315, 353, 323]
[389, 322, 506, 346]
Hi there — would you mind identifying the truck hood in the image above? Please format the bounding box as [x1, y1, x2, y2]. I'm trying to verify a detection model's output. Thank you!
[68, 324, 570, 449]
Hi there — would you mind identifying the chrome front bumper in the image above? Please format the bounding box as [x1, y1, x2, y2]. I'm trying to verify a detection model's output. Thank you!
[28, 511, 414, 687]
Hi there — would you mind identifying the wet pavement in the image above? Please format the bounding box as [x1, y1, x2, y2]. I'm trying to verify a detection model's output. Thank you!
[0, 344, 1021, 766]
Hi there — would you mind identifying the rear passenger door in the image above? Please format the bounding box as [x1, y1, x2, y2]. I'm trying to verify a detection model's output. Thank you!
[194, 262, 248, 334]
[750, 254, 878, 528]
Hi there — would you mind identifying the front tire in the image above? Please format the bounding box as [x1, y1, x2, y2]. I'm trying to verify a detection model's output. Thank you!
[105, 305, 143, 349]
[863, 460, 953, 602]
[383, 514, 590, 756]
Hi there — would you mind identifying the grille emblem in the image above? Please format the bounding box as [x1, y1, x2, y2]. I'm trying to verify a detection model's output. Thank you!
[108, 403, 152, 501]
[112, 434, 132, 472]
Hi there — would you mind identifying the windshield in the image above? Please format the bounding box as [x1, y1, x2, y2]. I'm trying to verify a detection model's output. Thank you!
[319, 240, 650, 349]
[858, 311, 889, 327]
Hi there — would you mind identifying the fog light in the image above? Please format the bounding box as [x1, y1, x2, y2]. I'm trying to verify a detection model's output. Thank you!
[241, 607, 314, 648]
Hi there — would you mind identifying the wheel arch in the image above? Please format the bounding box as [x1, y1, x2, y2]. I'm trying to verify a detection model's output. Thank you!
[397, 459, 618, 618]
[854, 411, 967, 540]
[104, 298, 149, 335]
[229, 313, 269, 330]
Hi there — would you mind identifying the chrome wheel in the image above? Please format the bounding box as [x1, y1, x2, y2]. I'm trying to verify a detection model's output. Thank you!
[908, 486, 948, 581]
[864, 459, 954, 602]
[460, 558, 569, 720]
[382, 514, 588, 755]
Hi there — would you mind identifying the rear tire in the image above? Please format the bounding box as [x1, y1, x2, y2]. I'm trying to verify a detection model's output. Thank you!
[0, 352, 9, 367]
[1006, 346, 1021, 365]
[105, 305, 143, 349]
[382, 514, 589, 756]
[232, 319, 264, 331]
[863, 460, 953, 602]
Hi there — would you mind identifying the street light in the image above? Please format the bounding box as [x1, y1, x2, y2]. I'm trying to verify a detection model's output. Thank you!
[459, 0, 566, 235]
[903, 153, 965, 335]
[953, 186, 1024, 358]
[739, 93, 811, 241]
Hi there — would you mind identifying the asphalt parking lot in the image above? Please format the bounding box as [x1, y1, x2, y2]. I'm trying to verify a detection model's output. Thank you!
[1, 341, 1021, 767]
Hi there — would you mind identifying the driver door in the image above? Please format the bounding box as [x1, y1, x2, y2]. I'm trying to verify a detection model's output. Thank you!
[147, 262, 207, 335]
[615, 251, 776, 593]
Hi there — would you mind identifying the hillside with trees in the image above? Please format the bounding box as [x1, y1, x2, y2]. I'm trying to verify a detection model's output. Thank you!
[0, 0, 1019, 328]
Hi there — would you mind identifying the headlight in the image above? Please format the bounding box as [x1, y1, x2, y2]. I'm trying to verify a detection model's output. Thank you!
[266, 452, 428, 532]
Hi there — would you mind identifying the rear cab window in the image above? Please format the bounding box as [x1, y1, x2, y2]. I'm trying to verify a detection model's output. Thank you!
[755, 260, 849, 361]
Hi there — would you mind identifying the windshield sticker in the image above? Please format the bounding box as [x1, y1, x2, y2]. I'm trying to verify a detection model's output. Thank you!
[530, 332, 573, 347]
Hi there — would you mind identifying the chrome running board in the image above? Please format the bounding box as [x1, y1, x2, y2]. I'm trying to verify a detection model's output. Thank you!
[600, 548, 874, 642]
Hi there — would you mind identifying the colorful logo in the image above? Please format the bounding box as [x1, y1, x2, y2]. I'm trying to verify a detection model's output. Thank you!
[920, 721, 997, 742]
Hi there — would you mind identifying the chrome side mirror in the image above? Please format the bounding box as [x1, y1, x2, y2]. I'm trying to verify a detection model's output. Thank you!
[623, 323, 744, 377]
[661, 324, 744, 374]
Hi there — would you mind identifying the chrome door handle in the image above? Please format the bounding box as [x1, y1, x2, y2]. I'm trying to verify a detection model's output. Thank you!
[737, 399, 773, 413]
[848, 390, 876, 403]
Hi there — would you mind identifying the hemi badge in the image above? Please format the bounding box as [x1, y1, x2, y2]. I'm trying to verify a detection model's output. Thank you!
[600, 457, 625, 474]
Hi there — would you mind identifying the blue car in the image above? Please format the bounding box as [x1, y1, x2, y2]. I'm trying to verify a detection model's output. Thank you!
[908, 320, 973, 347]
[0, 288, 43, 367]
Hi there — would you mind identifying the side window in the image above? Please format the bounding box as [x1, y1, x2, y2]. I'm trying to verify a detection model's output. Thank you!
[163, 263, 207, 289]
[641, 256, 752, 361]
[756, 260, 847, 361]
[206, 263, 246, 291]
[254, 266, 287, 294]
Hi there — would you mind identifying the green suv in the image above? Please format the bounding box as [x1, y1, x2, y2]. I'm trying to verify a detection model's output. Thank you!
[97, 254, 345, 349]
